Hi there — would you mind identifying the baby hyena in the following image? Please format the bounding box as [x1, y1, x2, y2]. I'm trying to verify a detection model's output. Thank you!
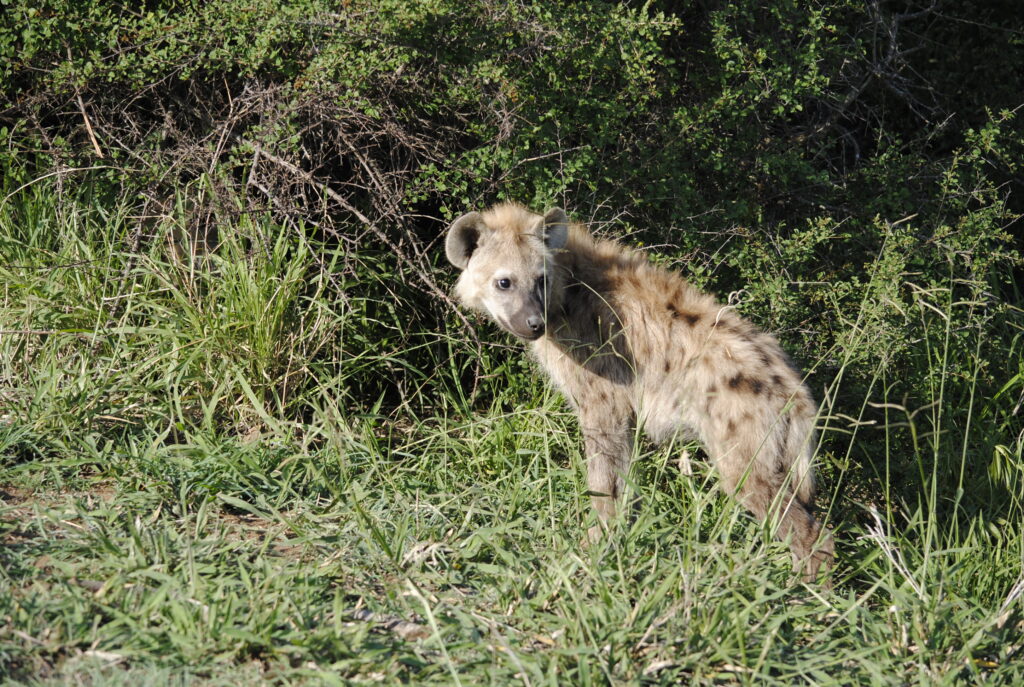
[445, 203, 833, 582]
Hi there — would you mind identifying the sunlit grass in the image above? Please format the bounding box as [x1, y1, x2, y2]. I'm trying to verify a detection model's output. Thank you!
[1, 183, 1022, 685]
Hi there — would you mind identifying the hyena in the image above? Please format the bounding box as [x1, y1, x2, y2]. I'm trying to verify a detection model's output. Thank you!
[445, 203, 833, 582]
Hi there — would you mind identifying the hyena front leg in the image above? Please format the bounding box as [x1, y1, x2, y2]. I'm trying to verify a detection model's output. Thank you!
[579, 404, 635, 543]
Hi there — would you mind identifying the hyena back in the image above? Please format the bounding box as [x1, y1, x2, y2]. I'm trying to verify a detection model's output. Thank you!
[445, 203, 833, 582]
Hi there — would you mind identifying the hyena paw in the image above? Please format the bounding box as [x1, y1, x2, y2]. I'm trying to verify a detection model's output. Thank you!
[796, 535, 835, 588]
[582, 523, 607, 548]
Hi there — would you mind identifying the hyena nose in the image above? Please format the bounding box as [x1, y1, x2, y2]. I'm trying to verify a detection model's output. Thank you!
[527, 315, 545, 334]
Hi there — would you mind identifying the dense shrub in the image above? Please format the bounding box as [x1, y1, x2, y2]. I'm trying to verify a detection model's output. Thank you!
[2, 0, 1022, 512]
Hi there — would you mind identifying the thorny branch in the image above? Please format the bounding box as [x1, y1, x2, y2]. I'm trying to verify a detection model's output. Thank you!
[249, 142, 479, 341]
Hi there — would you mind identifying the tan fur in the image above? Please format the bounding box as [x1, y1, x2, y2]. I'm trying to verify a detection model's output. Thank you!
[447, 203, 834, 582]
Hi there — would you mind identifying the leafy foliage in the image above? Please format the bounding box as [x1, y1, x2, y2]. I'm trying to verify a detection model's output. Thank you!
[2, 1, 1023, 682]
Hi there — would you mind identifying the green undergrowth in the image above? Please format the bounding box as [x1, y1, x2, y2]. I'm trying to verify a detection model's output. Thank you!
[2, 408, 1022, 684]
[1, 178, 1022, 685]
[3, 406, 1022, 685]
[3, 0, 1024, 683]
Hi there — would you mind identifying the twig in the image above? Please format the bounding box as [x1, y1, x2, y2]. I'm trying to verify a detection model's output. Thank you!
[10, 629, 46, 647]
[250, 143, 482, 340]
[68, 47, 104, 158]
[76, 91, 104, 158]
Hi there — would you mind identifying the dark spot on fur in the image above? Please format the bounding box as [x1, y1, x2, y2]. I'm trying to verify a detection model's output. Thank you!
[780, 413, 791, 441]
[759, 350, 773, 366]
[664, 360, 671, 373]
[708, 384, 717, 393]
[728, 373, 764, 394]
[682, 312, 700, 326]
[771, 374, 784, 387]
[727, 419, 736, 434]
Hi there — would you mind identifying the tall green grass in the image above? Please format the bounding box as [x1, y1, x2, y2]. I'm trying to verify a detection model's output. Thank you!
[2, 181, 1022, 685]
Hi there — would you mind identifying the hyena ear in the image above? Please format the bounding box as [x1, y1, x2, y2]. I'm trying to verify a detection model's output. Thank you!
[445, 212, 485, 269]
[540, 208, 569, 251]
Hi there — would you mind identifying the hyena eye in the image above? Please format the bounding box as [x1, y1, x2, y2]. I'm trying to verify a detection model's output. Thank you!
[496, 278, 512, 290]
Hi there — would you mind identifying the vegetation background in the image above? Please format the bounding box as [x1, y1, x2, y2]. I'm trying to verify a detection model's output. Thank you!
[1, 0, 1022, 684]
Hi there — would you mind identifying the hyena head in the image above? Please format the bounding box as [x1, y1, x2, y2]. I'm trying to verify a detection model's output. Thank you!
[445, 204, 569, 341]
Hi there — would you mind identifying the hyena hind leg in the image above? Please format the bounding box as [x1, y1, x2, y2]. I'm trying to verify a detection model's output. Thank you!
[775, 496, 834, 585]
[725, 468, 834, 585]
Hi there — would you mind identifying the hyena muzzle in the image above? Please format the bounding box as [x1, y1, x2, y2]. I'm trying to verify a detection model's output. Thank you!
[445, 203, 834, 583]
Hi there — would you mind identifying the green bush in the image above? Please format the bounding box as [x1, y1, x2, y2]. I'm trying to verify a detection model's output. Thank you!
[3, 2, 1024, 682]
[2, 0, 1022, 542]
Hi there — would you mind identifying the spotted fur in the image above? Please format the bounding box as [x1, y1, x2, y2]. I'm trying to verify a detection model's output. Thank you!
[446, 203, 833, 582]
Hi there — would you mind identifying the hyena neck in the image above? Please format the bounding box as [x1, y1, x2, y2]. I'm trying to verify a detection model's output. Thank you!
[535, 227, 637, 386]
[549, 230, 613, 329]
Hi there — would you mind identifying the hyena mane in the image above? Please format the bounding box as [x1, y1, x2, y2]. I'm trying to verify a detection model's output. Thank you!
[445, 202, 833, 583]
